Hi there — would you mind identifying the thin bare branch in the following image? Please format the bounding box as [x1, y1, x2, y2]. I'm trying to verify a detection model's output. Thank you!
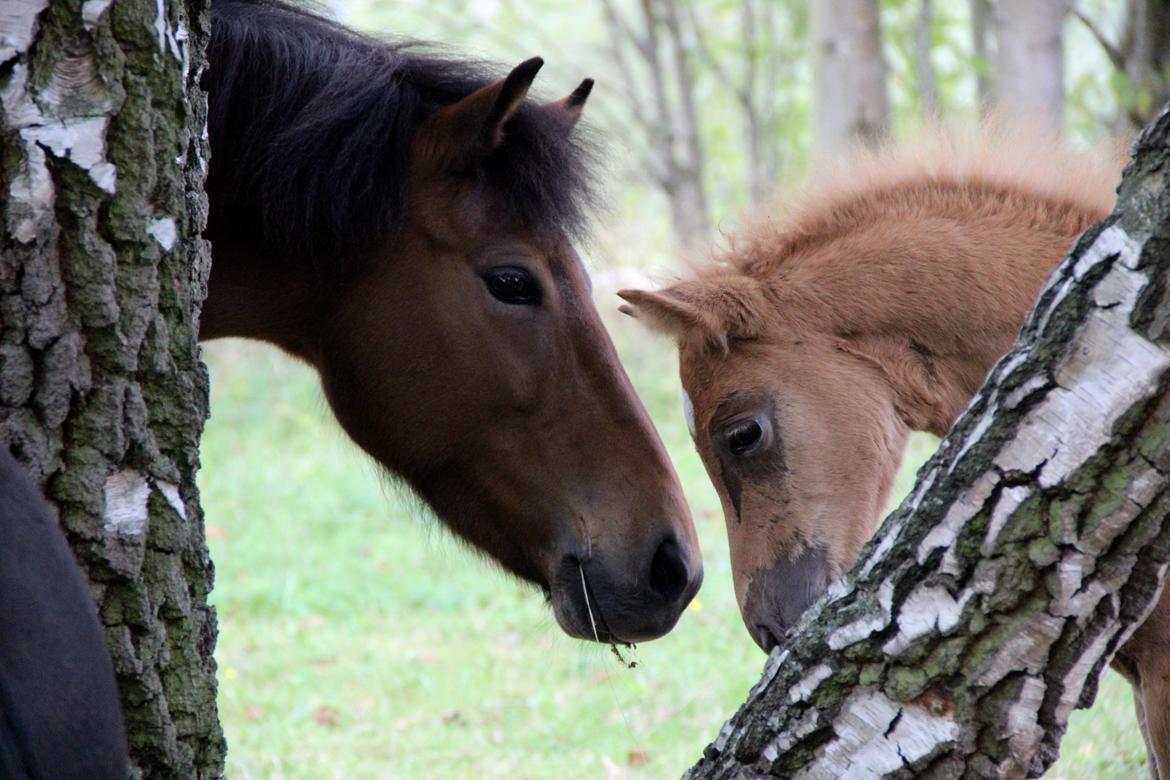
[1069, 3, 1128, 71]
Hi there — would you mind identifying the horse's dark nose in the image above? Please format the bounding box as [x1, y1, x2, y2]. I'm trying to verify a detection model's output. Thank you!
[551, 532, 702, 643]
[648, 536, 690, 603]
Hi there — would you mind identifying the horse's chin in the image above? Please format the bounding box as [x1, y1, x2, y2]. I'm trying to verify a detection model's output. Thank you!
[548, 583, 619, 643]
[546, 560, 692, 644]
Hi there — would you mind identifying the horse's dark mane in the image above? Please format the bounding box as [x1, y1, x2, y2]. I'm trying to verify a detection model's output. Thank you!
[206, 0, 596, 265]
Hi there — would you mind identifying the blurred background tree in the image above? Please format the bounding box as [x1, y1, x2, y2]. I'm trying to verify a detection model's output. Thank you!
[340, 0, 1154, 260]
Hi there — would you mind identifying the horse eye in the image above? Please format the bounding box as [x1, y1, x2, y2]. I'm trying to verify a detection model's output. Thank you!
[484, 266, 541, 305]
[727, 419, 764, 455]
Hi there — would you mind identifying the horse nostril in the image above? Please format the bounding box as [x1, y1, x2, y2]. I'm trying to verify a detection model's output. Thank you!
[648, 536, 689, 603]
[755, 623, 782, 653]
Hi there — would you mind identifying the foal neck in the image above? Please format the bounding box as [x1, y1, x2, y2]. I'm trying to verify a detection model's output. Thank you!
[778, 180, 1111, 436]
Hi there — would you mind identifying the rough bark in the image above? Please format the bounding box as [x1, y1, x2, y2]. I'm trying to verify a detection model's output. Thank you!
[991, 0, 1066, 133]
[809, 0, 889, 152]
[684, 109, 1170, 778]
[597, 0, 711, 250]
[0, 0, 223, 777]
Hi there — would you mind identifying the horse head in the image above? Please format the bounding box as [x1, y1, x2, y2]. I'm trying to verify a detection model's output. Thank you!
[203, 27, 703, 643]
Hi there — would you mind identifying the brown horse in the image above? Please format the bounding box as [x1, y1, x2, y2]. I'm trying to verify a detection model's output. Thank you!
[200, 0, 702, 644]
[619, 128, 1170, 771]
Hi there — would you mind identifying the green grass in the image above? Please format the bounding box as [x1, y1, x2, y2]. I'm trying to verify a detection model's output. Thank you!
[202, 309, 1147, 779]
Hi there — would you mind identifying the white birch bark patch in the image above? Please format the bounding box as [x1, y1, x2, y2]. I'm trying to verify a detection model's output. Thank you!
[103, 469, 150, 536]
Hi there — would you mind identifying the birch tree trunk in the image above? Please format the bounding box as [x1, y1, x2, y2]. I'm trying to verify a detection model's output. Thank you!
[991, 0, 1066, 133]
[810, 0, 889, 152]
[684, 108, 1170, 778]
[0, 0, 224, 776]
[914, 0, 939, 119]
[971, 0, 992, 113]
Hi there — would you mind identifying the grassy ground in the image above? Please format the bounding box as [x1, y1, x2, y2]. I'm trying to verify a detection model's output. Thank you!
[202, 307, 1147, 779]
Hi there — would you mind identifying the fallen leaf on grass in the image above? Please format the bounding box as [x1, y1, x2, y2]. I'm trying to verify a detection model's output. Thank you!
[314, 706, 340, 727]
[627, 751, 649, 767]
[309, 655, 338, 667]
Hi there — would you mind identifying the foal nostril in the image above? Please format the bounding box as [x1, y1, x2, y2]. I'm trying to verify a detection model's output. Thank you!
[755, 623, 782, 653]
[648, 536, 690, 603]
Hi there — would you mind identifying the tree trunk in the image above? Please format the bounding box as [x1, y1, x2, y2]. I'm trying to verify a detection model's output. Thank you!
[683, 0, 784, 203]
[914, 0, 940, 120]
[810, 0, 889, 152]
[0, 0, 224, 777]
[1119, 0, 1170, 132]
[971, 0, 993, 113]
[991, 0, 1066, 133]
[684, 107, 1170, 777]
[597, 0, 711, 250]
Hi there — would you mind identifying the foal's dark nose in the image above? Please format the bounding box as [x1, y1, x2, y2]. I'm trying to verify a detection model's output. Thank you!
[648, 536, 691, 603]
[742, 544, 830, 654]
[754, 621, 784, 654]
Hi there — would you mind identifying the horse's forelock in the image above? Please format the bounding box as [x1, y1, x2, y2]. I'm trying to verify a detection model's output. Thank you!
[205, 0, 599, 268]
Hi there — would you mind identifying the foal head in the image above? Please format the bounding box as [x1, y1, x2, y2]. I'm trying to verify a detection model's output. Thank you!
[620, 129, 1118, 651]
[203, 1, 701, 643]
[619, 274, 907, 651]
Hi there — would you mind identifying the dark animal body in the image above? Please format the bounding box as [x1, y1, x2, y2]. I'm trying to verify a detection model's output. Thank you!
[622, 128, 1170, 773]
[0, 447, 128, 780]
[200, 0, 702, 642]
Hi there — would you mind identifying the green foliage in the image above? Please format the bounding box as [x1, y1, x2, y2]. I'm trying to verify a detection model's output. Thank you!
[338, 0, 1130, 265]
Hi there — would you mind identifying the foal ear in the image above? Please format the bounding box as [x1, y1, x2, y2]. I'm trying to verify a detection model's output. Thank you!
[620, 277, 770, 352]
[546, 78, 594, 128]
[617, 286, 728, 351]
[429, 57, 544, 160]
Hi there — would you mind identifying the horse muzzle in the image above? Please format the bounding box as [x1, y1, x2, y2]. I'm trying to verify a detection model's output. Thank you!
[549, 534, 703, 643]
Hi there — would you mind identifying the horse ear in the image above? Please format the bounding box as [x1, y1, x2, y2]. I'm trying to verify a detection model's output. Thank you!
[546, 78, 593, 128]
[617, 287, 728, 351]
[428, 57, 544, 161]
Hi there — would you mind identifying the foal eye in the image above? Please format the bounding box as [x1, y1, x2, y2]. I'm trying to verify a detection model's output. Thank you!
[727, 419, 764, 455]
[484, 266, 542, 305]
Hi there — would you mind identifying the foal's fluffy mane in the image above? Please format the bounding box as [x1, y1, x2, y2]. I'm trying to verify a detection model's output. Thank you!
[716, 122, 1125, 280]
[206, 0, 597, 265]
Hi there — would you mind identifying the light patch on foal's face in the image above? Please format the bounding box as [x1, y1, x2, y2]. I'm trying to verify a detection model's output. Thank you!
[681, 385, 696, 438]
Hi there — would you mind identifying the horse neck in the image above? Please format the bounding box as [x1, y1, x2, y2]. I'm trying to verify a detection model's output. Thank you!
[782, 183, 1109, 435]
[199, 243, 325, 363]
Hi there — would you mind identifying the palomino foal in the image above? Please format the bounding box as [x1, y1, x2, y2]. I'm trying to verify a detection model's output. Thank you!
[620, 131, 1170, 772]
[201, 0, 701, 644]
